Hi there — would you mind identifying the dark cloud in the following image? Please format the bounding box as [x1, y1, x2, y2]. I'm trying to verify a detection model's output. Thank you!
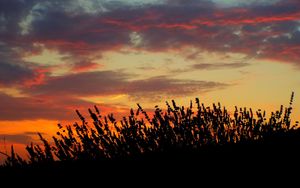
[27, 71, 131, 96]
[169, 0, 214, 6]
[26, 71, 228, 98]
[0, 61, 38, 86]
[0, 132, 46, 144]
[0, 134, 32, 144]
[128, 76, 227, 95]
[90, 0, 300, 67]
[1, 0, 300, 66]
[0, 91, 132, 121]
[0, 0, 38, 35]
[0, 92, 91, 120]
[29, 11, 130, 55]
[191, 63, 250, 70]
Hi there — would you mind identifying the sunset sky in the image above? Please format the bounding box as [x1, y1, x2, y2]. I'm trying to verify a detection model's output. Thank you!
[0, 0, 300, 160]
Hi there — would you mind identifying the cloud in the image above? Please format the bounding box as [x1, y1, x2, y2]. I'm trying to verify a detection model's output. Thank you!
[0, 134, 33, 144]
[0, 0, 38, 35]
[0, 132, 48, 145]
[27, 71, 131, 96]
[0, 92, 90, 120]
[211, 0, 281, 7]
[71, 61, 101, 72]
[0, 91, 132, 121]
[26, 71, 228, 99]
[1, 0, 300, 69]
[0, 61, 45, 87]
[191, 62, 250, 70]
[127, 76, 228, 101]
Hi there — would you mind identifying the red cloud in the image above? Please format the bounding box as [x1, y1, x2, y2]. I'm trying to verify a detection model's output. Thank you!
[71, 61, 101, 73]
[23, 68, 48, 87]
[215, 12, 300, 26]
[262, 44, 300, 63]
[101, 8, 300, 30]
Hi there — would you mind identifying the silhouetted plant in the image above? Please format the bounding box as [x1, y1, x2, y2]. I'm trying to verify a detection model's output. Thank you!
[1, 92, 298, 167]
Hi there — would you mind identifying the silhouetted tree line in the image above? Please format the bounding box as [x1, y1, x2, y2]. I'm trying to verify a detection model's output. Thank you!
[1, 92, 299, 168]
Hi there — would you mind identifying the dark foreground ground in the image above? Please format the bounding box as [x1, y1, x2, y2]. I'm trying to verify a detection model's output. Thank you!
[1, 130, 300, 184]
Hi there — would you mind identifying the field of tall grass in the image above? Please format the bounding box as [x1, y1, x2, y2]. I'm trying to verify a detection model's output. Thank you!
[1, 92, 299, 166]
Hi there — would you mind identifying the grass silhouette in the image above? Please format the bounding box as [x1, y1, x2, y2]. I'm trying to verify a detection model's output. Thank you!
[1, 93, 300, 178]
